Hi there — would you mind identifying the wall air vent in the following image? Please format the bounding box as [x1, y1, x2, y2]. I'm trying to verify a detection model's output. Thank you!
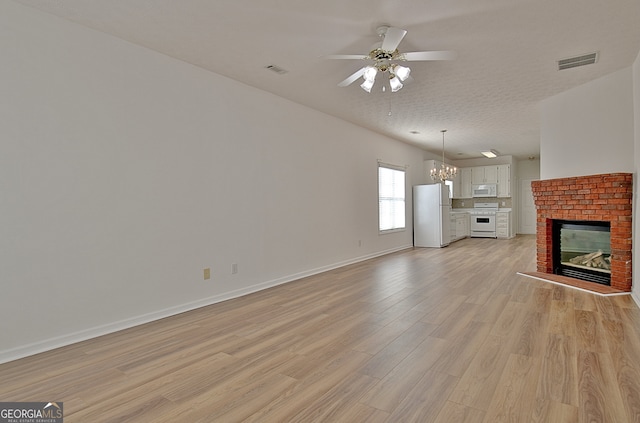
[557, 52, 598, 70]
[265, 64, 289, 75]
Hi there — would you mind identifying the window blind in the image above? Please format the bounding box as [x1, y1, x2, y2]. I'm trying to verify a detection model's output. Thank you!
[378, 164, 406, 232]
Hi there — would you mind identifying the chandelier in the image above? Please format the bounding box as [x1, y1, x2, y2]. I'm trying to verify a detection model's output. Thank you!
[430, 129, 457, 182]
[360, 56, 411, 93]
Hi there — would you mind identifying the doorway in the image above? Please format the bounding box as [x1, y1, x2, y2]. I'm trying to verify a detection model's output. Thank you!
[519, 179, 536, 234]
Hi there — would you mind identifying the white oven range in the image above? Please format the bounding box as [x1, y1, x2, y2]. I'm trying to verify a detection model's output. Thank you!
[470, 202, 498, 238]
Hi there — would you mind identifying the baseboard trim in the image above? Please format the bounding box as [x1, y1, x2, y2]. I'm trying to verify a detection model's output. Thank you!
[0, 245, 411, 364]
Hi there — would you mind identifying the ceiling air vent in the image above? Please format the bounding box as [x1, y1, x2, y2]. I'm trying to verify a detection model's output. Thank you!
[557, 52, 598, 70]
[265, 64, 288, 75]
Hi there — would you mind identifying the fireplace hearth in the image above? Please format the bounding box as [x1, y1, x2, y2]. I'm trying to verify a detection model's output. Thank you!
[531, 173, 632, 293]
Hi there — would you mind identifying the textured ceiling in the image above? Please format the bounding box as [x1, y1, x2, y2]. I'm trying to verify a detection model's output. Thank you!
[13, 0, 640, 160]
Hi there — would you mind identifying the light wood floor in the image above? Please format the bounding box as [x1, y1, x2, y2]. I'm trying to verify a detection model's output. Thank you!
[2, 235, 640, 422]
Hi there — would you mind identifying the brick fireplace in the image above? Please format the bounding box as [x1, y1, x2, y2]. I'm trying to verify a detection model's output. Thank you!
[531, 173, 632, 293]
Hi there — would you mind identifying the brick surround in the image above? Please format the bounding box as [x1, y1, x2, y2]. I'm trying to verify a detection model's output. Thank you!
[531, 173, 633, 292]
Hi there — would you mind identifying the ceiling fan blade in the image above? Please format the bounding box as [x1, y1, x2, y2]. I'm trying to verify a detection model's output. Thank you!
[381, 27, 407, 52]
[338, 67, 366, 87]
[324, 54, 370, 60]
[402, 51, 457, 61]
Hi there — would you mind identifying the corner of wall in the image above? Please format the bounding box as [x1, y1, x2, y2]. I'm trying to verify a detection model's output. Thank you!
[633, 49, 640, 303]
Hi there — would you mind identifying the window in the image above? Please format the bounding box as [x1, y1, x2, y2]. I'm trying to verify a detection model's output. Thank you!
[378, 163, 406, 232]
[444, 180, 453, 199]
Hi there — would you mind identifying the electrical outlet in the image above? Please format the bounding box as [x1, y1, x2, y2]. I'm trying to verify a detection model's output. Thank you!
[203, 268, 211, 280]
[232, 263, 238, 274]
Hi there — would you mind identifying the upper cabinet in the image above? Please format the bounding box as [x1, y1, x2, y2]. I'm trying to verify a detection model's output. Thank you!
[472, 166, 498, 184]
[452, 168, 473, 199]
[497, 164, 511, 197]
[426, 161, 513, 199]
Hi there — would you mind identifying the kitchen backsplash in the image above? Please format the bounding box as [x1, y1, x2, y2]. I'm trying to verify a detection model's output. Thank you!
[451, 198, 512, 209]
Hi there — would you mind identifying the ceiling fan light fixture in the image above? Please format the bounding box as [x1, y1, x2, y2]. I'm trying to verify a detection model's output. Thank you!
[329, 26, 456, 93]
[481, 150, 498, 158]
[389, 76, 403, 92]
[360, 78, 374, 93]
[393, 64, 411, 81]
[363, 66, 378, 82]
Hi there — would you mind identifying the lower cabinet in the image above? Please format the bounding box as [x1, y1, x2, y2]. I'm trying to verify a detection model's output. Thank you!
[496, 211, 513, 238]
[450, 213, 469, 242]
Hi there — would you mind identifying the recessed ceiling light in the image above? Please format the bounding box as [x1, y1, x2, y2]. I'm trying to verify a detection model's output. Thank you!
[481, 150, 498, 158]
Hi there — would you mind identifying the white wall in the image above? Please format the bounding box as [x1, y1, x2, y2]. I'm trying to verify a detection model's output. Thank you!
[540, 68, 635, 180]
[540, 63, 638, 303]
[516, 158, 541, 181]
[0, 2, 427, 362]
[633, 50, 640, 305]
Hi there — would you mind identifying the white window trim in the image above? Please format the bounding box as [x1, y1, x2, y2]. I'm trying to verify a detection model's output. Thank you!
[378, 161, 407, 234]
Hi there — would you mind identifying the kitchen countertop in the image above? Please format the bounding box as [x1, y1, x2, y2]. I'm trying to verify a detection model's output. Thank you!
[451, 208, 512, 213]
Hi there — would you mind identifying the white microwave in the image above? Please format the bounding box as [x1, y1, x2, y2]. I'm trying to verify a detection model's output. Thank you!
[472, 184, 497, 198]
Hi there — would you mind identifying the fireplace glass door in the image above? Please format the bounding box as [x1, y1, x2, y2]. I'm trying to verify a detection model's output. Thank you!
[552, 220, 611, 285]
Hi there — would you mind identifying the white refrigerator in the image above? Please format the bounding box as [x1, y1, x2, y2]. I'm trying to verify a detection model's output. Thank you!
[413, 184, 451, 247]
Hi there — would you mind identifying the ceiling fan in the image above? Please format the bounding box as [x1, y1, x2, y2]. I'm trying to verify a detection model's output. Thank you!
[327, 25, 456, 93]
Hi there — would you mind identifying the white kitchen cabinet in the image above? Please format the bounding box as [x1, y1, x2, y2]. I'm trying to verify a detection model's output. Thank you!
[458, 213, 469, 238]
[452, 173, 461, 199]
[450, 212, 469, 242]
[450, 214, 457, 241]
[460, 168, 473, 198]
[452, 164, 511, 199]
[453, 168, 473, 199]
[471, 167, 483, 184]
[496, 211, 513, 238]
[472, 166, 498, 184]
[497, 164, 511, 197]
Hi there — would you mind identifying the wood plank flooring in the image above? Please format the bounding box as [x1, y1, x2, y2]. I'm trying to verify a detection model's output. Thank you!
[2, 235, 640, 422]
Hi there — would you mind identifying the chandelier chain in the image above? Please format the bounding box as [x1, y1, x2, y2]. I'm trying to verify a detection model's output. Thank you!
[430, 129, 457, 182]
